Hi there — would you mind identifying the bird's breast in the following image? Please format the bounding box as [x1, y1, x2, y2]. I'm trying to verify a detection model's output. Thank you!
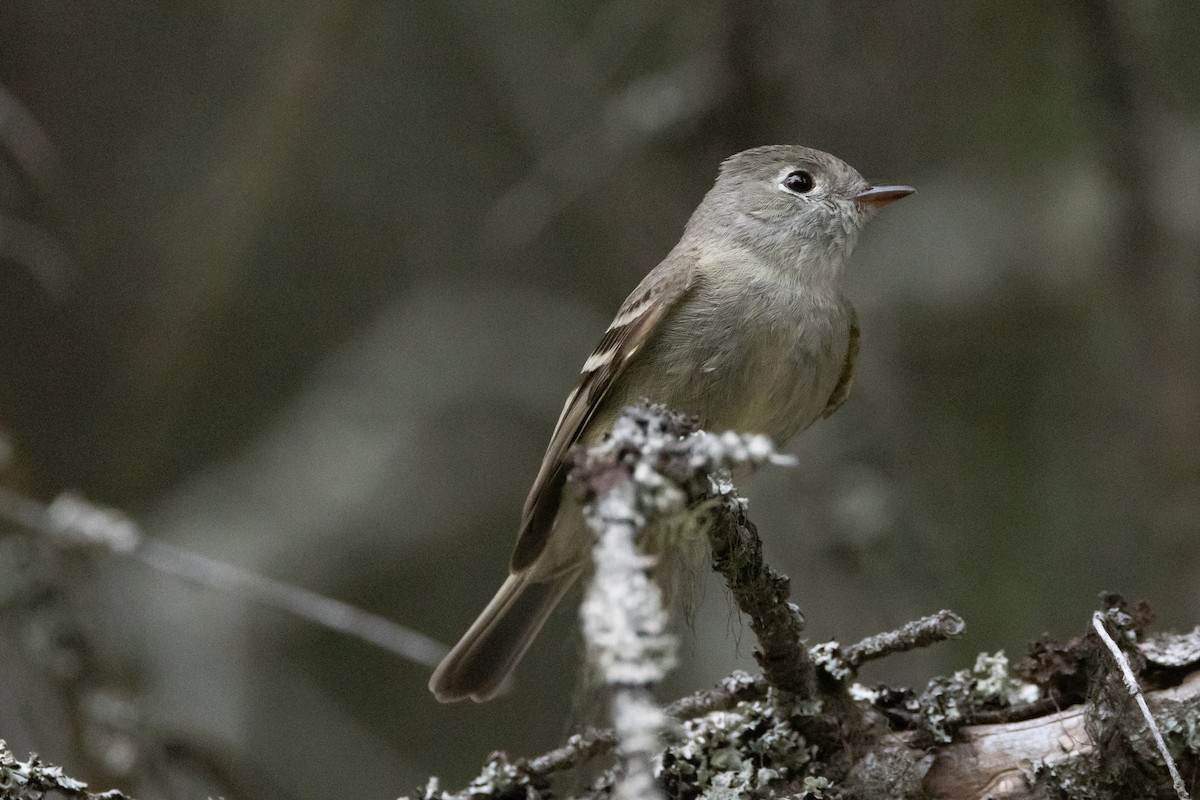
[616, 278, 852, 445]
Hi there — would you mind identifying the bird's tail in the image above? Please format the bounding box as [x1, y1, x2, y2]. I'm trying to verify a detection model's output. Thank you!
[429, 571, 578, 703]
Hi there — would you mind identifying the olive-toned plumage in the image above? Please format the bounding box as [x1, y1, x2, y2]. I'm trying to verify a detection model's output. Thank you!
[430, 145, 913, 703]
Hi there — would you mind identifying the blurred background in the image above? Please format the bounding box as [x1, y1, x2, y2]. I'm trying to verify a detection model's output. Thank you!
[1, 1, 1198, 797]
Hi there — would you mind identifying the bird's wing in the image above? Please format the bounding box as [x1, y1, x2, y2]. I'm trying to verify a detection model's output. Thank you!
[821, 310, 859, 419]
[509, 257, 697, 572]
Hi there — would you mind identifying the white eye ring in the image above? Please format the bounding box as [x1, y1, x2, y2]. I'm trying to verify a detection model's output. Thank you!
[780, 169, 815, 195]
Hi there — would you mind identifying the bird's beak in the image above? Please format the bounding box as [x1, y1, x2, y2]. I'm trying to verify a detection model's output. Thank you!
[854, 185, 915, 206]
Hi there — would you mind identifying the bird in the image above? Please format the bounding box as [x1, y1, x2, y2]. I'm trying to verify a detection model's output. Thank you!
[429, 145, 913, 703]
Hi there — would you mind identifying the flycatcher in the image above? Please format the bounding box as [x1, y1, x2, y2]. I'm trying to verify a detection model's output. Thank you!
[430, 145, 913, 703]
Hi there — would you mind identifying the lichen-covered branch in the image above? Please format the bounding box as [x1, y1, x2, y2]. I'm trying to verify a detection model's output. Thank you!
[707, 499, 816, 698]
[418, 407, 1200, 800]
[432, 611, 1200, 800]
[580, 471, 676, 800]
[919, 667, 1200, 799]
[569, 404, 804, 799]
[844, 609, 966, 669]
[569, 403, 820, 701]
[0, 741, 133, 800]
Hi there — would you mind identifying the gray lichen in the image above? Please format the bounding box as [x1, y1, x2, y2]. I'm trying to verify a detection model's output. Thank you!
[0, 740, 132, 800]
[658, 689, 825, 800]
[809, 641, 852, 682]
[909, 651, 1041, 743]
[1143, 626, 1200, 669]
[581, 479, 679, 687]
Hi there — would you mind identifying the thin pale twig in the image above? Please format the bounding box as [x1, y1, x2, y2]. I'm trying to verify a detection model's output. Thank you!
[1092, 612, 1191, 800]
[0, 487, 448, 668]
[133, 537, 447, 667]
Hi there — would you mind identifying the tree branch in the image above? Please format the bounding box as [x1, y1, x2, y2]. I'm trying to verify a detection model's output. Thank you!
[424, 405, 1200, 800]
[707, 499, 816, 698]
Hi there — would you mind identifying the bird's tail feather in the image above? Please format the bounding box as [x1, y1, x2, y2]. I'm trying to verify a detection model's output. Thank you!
[429, 572, 577, 703]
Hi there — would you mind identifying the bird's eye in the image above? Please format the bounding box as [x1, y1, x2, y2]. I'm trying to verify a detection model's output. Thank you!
[782, 170, 815, 195]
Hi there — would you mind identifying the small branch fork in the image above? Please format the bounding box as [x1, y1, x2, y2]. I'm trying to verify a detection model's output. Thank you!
[571, 404, 824, 702]
[569, 405, 806, 798]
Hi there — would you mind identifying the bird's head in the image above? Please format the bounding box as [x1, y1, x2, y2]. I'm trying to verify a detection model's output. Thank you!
[689, 145, 914, 282]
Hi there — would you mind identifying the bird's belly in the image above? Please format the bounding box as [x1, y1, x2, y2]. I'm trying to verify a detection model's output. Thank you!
[688, 330, 836, 441]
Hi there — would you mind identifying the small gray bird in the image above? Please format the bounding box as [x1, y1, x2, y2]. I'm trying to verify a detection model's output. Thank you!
[430, 145, 913, 703]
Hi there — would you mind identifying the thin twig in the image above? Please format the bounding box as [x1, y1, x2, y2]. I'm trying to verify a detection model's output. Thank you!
[843, 609, 966, 669]
[526, 729, 618, 775]
[1092, 611, 1191, 800]
[708, 499, 816, 699]
[0, 487, 448, 668]
[132, 537, 447, 667]
[431, 580, 1200, 799]
[961, 697, 1062, 725]
[513, 671, 766, 784]
[664, 669, 764, 720]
